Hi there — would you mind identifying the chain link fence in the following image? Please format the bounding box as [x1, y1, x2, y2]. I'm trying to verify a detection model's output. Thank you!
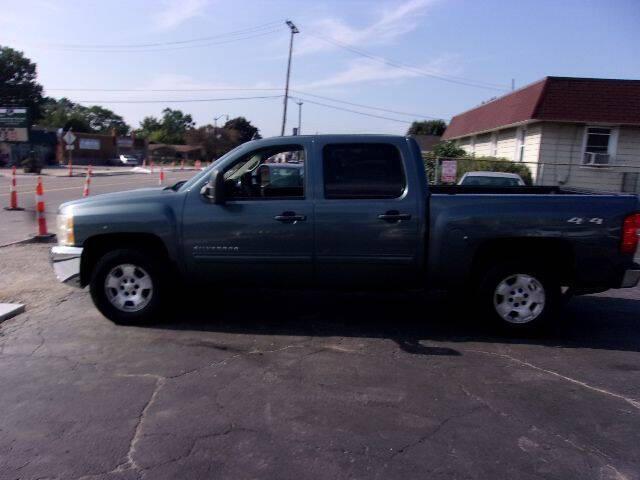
[424, 156, 640, 194]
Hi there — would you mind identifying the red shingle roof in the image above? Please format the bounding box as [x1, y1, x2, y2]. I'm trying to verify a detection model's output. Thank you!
[442, 77, 640, 140]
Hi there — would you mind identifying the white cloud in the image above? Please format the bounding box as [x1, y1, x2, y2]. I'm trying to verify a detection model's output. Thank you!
[296, 0, 437, 55]
[153, 0, 209, 31]
[300, 55, 459, 89]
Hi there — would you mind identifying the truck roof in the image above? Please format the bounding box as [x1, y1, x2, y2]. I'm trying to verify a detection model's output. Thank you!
[247, 134, 409, 144]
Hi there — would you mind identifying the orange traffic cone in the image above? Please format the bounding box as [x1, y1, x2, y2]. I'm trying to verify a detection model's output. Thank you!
[159, 167, 165, 186]
[4, 166, 24, 211]
[34, 176, 54, 240]
[82, 169, 92, 197]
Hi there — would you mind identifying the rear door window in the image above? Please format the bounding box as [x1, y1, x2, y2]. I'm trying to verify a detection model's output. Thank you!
[322, 143, 406, 199]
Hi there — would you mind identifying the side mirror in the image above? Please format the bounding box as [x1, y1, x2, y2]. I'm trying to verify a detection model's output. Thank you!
[200, 168, 225, 204]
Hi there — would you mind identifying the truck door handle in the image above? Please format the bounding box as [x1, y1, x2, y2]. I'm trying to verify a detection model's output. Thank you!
[274, 211, 307, 223]
[378, 210, 411, 222]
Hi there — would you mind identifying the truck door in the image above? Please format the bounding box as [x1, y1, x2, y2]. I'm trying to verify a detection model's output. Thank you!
[314, 140, 421, 287]
[182, 142, 314, 286]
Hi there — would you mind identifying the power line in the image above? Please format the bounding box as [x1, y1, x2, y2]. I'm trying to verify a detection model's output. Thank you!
[73, 95, 283, 104]
[34, 20, 284, 50]
[291, 90, 446, 119]
[289, 95, 412, 124]
[306, 31, 509, 92]
[45, 87, 446, 119]
[37, 29, 284, 53]
[47, 87, 284, 92]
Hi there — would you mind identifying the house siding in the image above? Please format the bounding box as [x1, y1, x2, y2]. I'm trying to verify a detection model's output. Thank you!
[452, 124, 543, 182]
[537, 123, 640, 192]
[496, 128, 517, 159]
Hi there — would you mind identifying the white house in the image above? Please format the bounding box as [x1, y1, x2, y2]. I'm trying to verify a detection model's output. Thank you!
[442, 77, 640, 192]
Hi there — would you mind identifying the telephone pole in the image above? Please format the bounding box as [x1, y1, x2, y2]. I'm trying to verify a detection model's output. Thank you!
[281, 20, 299, 136]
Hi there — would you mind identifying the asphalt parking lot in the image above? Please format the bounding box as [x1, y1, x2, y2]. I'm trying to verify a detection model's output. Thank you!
[1, 243, 639, 479]
[0, 168, 198, 246]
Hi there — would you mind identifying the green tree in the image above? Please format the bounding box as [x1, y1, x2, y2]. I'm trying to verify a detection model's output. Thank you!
[185, 125, 241, 159]
[0, 46, 44, 121]
[432, 140, 466, 158]
[137, 108, 194, 144]
[84, 105, 129, 135]
[40, 97, 129, 134]
[407, 120, 447, 136]
[224, 116, 261, 143]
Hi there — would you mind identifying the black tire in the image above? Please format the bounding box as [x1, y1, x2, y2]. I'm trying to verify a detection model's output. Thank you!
[90, 249, 166, 325]
[476, 262, 561, 331]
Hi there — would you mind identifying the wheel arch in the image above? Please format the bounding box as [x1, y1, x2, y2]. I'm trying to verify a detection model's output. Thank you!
[471, 237, 575, 285]
[80, 233, 177, 287]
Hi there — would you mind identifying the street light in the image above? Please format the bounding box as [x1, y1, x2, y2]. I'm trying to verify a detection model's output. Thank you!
[281, 20, 299, 136]
[212, 115, 228, 160]
[213, 114, 228, 129]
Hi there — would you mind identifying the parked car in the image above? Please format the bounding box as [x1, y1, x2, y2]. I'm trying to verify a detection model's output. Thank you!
[51, 135, 640, 330]
[109, 154, 140, 167]
[458, 171, 525, 187]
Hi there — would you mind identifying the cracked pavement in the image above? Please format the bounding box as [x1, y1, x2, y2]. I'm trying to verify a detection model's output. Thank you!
[1, 243, 640, 479]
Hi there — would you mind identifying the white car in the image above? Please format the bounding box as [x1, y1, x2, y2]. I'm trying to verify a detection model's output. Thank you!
[458, 171, 525, 187]
[110, 155, 140, 167]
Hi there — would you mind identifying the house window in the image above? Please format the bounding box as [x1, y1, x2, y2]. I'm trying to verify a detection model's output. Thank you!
[583, 127, 617, 166]
[516, 127, 526, 162]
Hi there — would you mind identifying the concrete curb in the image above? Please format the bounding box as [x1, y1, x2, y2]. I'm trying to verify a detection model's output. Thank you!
[0, 235, 57, 249]
[0, 303, 25, 323]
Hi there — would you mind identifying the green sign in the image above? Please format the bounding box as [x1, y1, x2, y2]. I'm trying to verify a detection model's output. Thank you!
[0, 107, 29, 142]
[0, 107, 28, 128]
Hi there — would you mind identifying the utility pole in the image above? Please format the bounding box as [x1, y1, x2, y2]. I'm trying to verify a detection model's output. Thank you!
[212, 115, 228, 159]
[296, 101, 303, 135]
[281, 20, 299, 136]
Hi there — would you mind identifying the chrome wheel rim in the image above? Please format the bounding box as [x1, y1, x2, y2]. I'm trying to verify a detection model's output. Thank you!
[104, 264, 153, 312]
[493, 274, 546, 324]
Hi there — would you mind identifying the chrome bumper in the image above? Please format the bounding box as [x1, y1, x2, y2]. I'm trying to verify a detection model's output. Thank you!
[50, 246, 83, 287]
[620, 269, 640, 288]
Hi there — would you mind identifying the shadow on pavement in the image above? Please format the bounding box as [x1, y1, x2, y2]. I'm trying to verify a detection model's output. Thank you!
[153, 289, 640, 356]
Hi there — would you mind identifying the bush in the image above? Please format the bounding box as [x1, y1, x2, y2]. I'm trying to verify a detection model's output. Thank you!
[456, 156, 533, 185]
[423, 154, 533, 185]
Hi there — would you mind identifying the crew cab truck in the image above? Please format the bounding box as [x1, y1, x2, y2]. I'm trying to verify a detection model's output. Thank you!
[50, 135, 640, 330]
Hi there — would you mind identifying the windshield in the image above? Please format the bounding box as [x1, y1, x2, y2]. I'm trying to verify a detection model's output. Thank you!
[461, 176, 522, 187]
[177, 144, 247, 192]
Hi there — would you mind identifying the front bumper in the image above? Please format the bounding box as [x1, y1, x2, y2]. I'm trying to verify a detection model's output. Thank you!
[50, 246, 83, 287]
[620, 269, 640, 288]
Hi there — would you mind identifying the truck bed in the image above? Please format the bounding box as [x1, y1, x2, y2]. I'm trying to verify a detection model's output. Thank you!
[429, 185, 616, 195]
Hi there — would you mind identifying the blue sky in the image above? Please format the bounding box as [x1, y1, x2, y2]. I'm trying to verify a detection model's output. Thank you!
[1, 0, 639, 137]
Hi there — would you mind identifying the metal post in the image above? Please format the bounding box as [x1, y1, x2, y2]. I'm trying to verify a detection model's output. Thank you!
[281, 20, 299, 136]
[297, 101, 303, 135]
[212, 115, 228, 159]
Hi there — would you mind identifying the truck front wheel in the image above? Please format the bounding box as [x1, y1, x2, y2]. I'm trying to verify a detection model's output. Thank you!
[90, 249, 166, 325]
[477, 263, 561, 330]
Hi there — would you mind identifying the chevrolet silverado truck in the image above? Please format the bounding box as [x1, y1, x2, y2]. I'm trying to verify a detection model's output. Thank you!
[50, 135, 640, 330]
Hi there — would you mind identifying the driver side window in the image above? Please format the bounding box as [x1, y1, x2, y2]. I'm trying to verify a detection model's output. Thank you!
[223, 145, 305, 200]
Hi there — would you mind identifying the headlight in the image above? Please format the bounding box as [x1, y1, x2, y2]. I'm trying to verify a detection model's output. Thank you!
[56, 208, 75, 246]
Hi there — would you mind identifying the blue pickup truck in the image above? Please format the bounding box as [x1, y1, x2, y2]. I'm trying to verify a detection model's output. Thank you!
[51, 135, 640, 330]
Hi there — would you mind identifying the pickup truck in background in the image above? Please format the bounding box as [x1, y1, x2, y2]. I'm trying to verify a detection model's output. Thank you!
[50, 135, 640, 331]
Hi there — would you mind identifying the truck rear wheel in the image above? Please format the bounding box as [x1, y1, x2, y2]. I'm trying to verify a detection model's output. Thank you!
[477, 262, 561, 330]
[90, 249, 166, 325]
